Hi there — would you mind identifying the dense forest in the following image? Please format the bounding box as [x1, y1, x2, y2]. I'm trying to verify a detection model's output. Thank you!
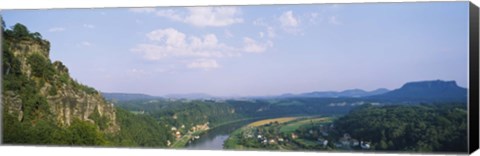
[115, 99, 240, 131]
[334, 103, 467, 152]
[114, 97, 360, 122]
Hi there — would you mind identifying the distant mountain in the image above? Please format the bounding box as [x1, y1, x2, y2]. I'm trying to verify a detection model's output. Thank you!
[285, 88, 390, 98]
[369, 80, 467, 103]
[165, 93, 214, 99]
[102, 92, 159, 101]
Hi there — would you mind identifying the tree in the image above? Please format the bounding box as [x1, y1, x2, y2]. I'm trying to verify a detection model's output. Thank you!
[31, 32, 42, 40]
[27, 53, 47, 75]
[12, 23, 30, 39]
[1, 16, 5, 32]
[67, 119, 106, 145]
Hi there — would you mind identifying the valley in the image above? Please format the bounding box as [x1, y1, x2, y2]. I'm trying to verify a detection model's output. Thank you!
[1, 21, 469, 154]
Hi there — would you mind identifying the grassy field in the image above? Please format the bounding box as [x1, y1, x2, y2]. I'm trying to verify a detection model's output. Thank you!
[225, 116, 335, 150]
[279, 117, 333, 133]
[247, 117, 299, 127]
[295, 138, 319, 147]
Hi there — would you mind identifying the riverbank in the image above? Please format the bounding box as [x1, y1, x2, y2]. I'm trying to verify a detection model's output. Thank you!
[171, 117, 266, 148]
[224, 116, 335, 151]
[172, 115, 332, 149]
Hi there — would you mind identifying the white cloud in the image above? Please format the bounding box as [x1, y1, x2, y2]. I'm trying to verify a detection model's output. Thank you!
[252, 18, 276, 39]
[184, 7, 243, 27]
[146, 28, 187, 47]
[83, 24, 95, 29]
[279, 11, 299, 27]
[243, 37, 273, 53]
[259, 32, 265, 38]
[48, 27, 65, 32]
[81, 41, 92, 47]
[252, 18, 268, 27]
[278, 11, 303, 35]
[309, 12, 320, 24]
[155, 9, 183, 21]
[132, 28, 238, 61]
[155, 7, 243, 27]
[129, 8, 156, 13]
[186, 59, 219, 70]
[267, 26, 276, 38]
[224, 29, 234, 38]
[328, 16, 341, 25]
[129, 68, 146, 74]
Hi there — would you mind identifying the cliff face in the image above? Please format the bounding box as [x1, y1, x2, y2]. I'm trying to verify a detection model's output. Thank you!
[2, 24, 119, 133]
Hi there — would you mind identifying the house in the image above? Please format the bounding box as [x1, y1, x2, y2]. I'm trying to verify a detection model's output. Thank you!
[338, 133, 352, 146]
[317, 138, 328, 146]
[360, 141, 371, 149]
[291, 133, 298, 139]
[278, 138, 284, 142]
[171, 127, 177, 131]
[343, 133, 351, 140]
[175, 131, 182, 139]
[321, 131, 329, 137]
[340, 138, 350, 146]
[269, 139, 276, 144]
[257, 135, 263, 139]
[351, 139, 359, 146]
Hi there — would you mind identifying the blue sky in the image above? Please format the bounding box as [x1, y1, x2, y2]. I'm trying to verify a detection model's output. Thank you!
[1, 2, 469, 96]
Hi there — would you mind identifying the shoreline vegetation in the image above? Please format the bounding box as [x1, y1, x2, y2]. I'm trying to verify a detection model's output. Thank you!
[172, 116, 304, 148]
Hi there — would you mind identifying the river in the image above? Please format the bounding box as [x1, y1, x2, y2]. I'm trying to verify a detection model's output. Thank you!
[185, 120, 254, 150]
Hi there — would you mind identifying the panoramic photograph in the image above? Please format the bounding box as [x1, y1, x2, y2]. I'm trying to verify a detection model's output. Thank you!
[1, 1, 470, 154]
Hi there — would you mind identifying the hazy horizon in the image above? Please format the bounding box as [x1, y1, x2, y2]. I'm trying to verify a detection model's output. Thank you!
[2, 2, 469, 97]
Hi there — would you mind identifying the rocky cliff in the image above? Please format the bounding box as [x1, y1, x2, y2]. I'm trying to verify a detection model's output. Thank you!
[2, 23, 119, 133]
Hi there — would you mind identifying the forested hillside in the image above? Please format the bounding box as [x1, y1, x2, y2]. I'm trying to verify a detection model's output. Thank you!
[1, 21, 172, 147]
[115, 99, 240, 130]
[334, 103, 467, 152]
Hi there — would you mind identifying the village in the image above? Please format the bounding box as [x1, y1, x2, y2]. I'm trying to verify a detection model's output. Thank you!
[168, 122, 210, 147]
[228, 117, 371, 151]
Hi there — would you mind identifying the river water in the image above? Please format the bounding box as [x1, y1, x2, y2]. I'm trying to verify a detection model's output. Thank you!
[185, 120, 254, 150]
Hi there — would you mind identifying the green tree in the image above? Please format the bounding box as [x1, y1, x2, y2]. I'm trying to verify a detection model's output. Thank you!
[1, 16, 5, 32]
[67, 119, 106, 145]
[12, 23, 30, 39]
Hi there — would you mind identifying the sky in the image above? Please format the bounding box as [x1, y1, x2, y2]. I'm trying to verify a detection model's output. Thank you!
[1, 2, 470, 97]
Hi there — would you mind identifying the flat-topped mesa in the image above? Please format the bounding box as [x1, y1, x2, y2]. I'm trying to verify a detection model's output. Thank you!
[369, 80, 467, 103]
[401, 80, 460, 90]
